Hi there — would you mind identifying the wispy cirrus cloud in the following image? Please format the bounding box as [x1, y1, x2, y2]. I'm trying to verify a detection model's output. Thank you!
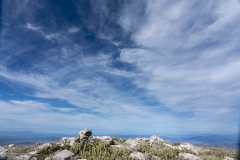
[0, 0, 239, 135]
[118, 0, 240, 133]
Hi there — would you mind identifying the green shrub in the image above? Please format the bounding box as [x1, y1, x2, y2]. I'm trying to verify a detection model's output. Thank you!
[71, 140, 131, 160]
[112, 137, 127, 144]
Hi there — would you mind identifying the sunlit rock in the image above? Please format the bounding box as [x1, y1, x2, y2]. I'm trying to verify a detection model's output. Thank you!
[179, 153, 202, 160]
[53, 149, 74, 160]
[92, 136, 113, 145]
[129, 152, 145, 160]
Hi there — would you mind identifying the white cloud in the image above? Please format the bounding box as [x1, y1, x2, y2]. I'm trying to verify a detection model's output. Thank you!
[26, 23, 41, 31]
[118, 0, 240, 133]
[68, 27, 79, 33]
[1, 0, 239, 135]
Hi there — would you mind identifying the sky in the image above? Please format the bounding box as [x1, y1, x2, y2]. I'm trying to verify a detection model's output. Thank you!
[0, 0, 240, 136]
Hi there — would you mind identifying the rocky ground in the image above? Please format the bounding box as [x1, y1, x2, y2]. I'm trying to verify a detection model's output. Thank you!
[0, 130, 238, 160]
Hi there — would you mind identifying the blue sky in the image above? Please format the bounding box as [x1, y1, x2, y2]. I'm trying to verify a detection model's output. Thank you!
[0, 0, 239, 135]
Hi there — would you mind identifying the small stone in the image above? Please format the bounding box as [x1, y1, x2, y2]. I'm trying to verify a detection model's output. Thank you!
[28, 151, 38, 155]
[53, 149, 74, 160]
[8, 144, 15, 148]
[179, 153, 202, 160]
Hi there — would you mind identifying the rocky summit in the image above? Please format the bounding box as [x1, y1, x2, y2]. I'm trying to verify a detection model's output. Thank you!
[0, 130, 238, 160]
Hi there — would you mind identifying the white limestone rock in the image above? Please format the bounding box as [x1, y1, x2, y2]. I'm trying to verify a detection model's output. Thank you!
[38, 143, 52, 149]
[125, 137, 149, 149]
[79, 130, 92, 137]
[163, 143, 174, 148]
[179, 153, 202, 160]
[129, 152, 146, 160]
[53, 149, 74, 160]
[0, 146, 7, 159]
[149, 135, 164, 146]
[224, 156, 235, 160]
[92, 136, 113, 145]
[110, 144, 123, 148]
[28, 151, 38, 155]
[44, 157, 50, 160]
[8, 144, 15, 148]
[75, 130, 92, 142]
[178, 142, 201, 154]
[151, 155, 161, 160]
[14, 154, 30, 160]
[59, 137, 76, 146]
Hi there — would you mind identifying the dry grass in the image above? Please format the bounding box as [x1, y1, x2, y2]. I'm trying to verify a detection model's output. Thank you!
[3, 138, 239, 160]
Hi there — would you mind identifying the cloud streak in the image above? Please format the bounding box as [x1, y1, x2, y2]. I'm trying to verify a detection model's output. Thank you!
[118, 0, 240, 133]
[0, 0, 239, 135]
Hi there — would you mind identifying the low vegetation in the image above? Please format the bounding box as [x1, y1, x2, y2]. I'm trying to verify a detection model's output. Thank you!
[3, 137, 238, 160]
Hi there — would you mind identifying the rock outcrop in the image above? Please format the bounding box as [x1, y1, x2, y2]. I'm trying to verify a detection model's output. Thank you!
[1, 130, 237, 160]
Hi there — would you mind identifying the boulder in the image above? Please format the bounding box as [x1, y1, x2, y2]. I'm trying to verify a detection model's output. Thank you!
[53, 149, 74, 160]
[58, 137, 76, 146]
[92, 136, 113, 145]
[31, 157, 37, 160]
[77, 130, 92, 142]
[79, 130, 92, 137]
[0, 146, 7, 159]
[179, 153, 202, 160]
[129, 152, 146, 160]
